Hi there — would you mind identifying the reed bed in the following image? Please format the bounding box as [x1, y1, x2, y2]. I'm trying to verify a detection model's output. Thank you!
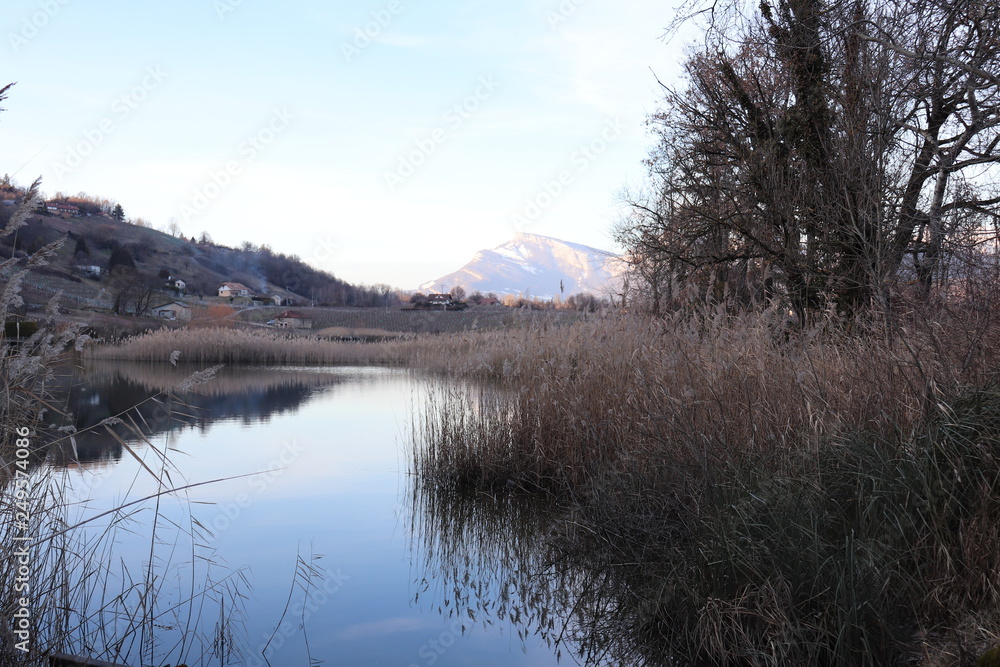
[545, 391, 1000, 665]
[86, 326, 419, 365]
[414, 308, 931, 491]
[2, 188, 251, 664]
[83, 301, 1000, 662]
[409, 305, 1000, 665]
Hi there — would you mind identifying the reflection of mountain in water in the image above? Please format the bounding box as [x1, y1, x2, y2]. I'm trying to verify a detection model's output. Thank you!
[51, 361, 360, 467]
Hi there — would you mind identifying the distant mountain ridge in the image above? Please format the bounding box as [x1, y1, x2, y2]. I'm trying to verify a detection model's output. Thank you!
[419, 233, 624, 299]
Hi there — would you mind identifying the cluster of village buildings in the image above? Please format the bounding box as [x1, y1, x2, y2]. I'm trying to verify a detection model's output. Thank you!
[8, 197, 493, 326]
[0, 196, 110, 218]
[151, 282, 312, 328]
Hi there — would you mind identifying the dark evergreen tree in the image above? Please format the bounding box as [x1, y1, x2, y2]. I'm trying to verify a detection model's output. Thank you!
[74, 236, 89, 258]
[107, 246, 135, 272]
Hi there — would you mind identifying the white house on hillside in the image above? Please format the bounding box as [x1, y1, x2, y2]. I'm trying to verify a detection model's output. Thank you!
[428, 293, 452, 308]
[218, 282, 251, 298]
[46, 202, 81, 217]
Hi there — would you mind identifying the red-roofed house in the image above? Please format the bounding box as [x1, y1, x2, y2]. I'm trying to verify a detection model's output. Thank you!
[273, 310, 312, 329]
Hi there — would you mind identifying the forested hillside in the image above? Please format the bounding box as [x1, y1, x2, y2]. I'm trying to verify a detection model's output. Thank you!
[0, 184, 397, 314]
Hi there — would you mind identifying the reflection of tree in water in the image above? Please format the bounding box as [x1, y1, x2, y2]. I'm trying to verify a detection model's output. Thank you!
[408, 475, 691, 666]
[49, 361, 354, 467]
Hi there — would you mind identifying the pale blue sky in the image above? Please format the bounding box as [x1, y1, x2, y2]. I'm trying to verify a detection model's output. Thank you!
[2, 0, 690, 288]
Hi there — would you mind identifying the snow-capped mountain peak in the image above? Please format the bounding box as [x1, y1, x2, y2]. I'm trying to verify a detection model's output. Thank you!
[418, 233, 624, 299]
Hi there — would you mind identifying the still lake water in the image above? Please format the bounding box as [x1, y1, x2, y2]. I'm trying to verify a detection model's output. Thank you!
[57, 361, 567, 666]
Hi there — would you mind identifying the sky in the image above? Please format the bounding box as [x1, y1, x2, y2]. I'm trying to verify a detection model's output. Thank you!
[1, 0, 695, 290]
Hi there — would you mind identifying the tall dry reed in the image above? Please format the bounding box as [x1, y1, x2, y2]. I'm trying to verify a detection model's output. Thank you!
[410, 304, 1000, 665]
[2, 188, 248, 664]
[414, 307, 930, 491]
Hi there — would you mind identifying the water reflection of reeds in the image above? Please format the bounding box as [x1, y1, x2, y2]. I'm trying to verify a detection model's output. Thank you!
[407, 468, 698, 666]
[0, 372, 251, 667]
[409, 380, 678, 666]
[78, 360, 358, 396]
[407, 479, 567, 651]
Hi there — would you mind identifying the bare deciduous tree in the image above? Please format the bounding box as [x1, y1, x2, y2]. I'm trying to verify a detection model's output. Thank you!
[622, 0, 1000, 318]
[110, 269, 160, 317]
